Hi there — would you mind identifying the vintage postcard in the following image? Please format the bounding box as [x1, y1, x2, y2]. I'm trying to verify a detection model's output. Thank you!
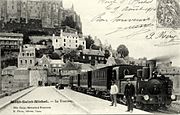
[0, 0, 180, 114]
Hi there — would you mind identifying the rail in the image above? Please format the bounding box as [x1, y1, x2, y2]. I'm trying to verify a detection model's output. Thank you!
[0, 86, 33, 99]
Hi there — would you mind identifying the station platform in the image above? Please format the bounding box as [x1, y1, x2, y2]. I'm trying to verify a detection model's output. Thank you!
[0, 87, 35, 109]
[55, 87, 151, 114]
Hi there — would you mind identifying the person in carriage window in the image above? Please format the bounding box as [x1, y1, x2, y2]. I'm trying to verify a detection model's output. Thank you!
[124, 79, 135, 113]
[110, 80, 118, 107]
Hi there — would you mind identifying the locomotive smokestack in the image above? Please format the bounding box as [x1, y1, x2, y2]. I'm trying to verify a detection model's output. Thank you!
[148, 60, 156, 79]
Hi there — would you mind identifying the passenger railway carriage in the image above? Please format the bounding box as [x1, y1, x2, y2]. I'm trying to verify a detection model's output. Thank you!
[67, 60, 176, 110]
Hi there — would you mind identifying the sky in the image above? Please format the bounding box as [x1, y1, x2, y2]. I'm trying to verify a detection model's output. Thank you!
[63, 0, 180, 66]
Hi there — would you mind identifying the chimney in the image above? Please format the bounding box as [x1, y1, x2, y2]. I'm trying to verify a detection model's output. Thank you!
[60, 29, 63, 37]
[75, 31, 78, 35]
[19, 45, 23, 52]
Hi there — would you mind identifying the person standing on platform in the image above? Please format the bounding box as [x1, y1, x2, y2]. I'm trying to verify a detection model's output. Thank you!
[124, 79, 135, 113]
[110, 80, 118, 107]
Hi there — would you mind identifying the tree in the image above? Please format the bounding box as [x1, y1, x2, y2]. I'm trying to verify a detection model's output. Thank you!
[77, 45, 84, 50]
[104, 49, 110, 59]
[62, 16, 76, 29]
[117, 44, 129, 58]
[63, 50, 78, 61]
[49, 52, 60, 59]
[23, 32, 31, 44]
[91, 44, 101, 50]
[84, 35, 94, 49]
[37, 39, 46, 45]
[58, 47, 63, 50]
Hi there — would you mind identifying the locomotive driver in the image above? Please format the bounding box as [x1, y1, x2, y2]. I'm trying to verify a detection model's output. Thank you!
[110, 80, 118, 107]
[124, 79, 135, 113]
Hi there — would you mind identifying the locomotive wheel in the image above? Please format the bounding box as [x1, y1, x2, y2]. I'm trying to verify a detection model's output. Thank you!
[135, 102, 144, 109]
[151, 105, 158, 111]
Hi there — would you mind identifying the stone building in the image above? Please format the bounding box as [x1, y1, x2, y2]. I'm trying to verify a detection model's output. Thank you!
[158, 66, 180, 96]
[18, 44, 36, 68]
[52, 30, 86, 49]
[0, 33, 23, 50]
[78, 49, 106, 65]
[2, 66, 17, 76]
[0, 0, 82, 30]
[0, 74, 13, 92]
[29, 67, 47, 86]
[14, 68, 29, 88]
[37, 54, 64, 85]
[61, 61, 81, 77]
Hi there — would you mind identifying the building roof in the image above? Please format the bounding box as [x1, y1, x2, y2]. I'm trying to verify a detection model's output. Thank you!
[38, 54, 51, 63]
[16, 68, 29, 70]
[62, 32, 79, 38]
[115, 58, 127, 65]
[106, 57, 116, 66]
[0, 33, 23, 37]
[79, 37, 85, 41]
[1, 74, 13, 78]
[50, 60, 64, 65]
[29, 36, 52, 43]
[62, 61, 81, 70]
[3, 66, 17, 71]
[82, 49, 104, 56]
[74, 63, 95, 72]
[74, 62, 108, 72]
[0, 37, 23, 41]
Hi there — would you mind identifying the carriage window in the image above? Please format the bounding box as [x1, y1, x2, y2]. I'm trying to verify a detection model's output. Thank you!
[98, 71, 100, 78]
[104, 71, 106, 78]
[94, 72, 96, 78]
[102, 71, 104, 79]
[123, 69, 130, 75]
[97, 71, 99, 79]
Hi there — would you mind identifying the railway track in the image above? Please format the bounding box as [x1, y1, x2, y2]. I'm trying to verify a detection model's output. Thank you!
[155, 108, 179, 114]
[149, 103, 180, 114]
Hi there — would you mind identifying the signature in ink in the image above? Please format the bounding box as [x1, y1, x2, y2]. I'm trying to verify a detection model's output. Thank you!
[146, 31, 177, 40]
[98, 0, 117, 4]
[111, 14, 150, 22]
[105, 23, 153, 36]
[105, 28, 151, 40]
[118, 28, 151, 39]
[129, 0, 153, 6]
[146, 31, 180, 46]
[91, 12, 108, 22]
[98, 0, 125, 13]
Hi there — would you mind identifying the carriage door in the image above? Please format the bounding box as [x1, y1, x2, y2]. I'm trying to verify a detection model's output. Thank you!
[113, 67, 120, 92]
[78, 74, 80, 86]
[88, 71, 92, 88]
[107, 68, 113, 90]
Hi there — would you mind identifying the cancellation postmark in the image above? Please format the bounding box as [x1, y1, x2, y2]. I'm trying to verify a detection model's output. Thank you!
[157, 0, 180, 28]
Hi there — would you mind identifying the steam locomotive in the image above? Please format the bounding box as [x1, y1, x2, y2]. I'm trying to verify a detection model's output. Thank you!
[67, 60, 176, 110]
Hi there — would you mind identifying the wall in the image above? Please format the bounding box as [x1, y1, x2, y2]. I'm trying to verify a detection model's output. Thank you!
[1, 75, 13, 92]
[29, 69, 47, 86]
[47, 76, 59, 85]
[14, 69, 29, 88]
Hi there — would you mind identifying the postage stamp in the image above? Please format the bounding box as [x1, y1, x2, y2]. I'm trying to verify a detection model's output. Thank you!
[157, 0, 180, 28]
